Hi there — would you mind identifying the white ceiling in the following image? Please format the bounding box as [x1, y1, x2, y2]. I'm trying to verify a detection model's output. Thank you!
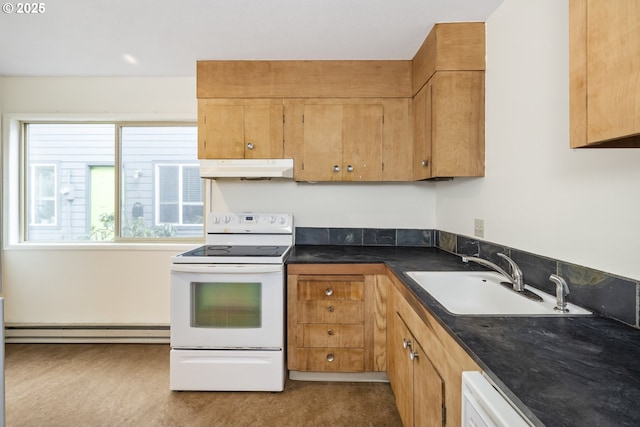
[0, 0, 503, 77]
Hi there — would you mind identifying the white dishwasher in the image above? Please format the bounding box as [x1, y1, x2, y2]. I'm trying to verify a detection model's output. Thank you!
[462, 371, 532, 427]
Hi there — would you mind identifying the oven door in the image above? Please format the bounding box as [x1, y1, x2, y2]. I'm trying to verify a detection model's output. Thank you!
[170, 263, 284, 349]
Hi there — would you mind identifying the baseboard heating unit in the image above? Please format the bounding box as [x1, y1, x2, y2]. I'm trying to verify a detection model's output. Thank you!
[5, 325, 170, 344]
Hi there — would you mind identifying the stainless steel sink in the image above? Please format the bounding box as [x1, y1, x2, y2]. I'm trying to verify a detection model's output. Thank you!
[405, 271, 592, 316]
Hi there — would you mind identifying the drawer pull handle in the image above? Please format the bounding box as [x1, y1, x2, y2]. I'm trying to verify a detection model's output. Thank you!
[402, 338, 412, 349]
[327, 353, 335, 362]
[410, 350, 419, 361]
[327, 305, 334, 313]
[325, 288, 333, 296]
[327, 329, 334, 336]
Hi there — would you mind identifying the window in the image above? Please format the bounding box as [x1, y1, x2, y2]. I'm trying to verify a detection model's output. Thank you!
[156, 164, 203, 225]
[24, 123, 203, 242]
[29, 164, 57, 226]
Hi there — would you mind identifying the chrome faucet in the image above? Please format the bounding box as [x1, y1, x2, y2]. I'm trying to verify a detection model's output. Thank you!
[549, 274, 571, 312]
[461, 253, 525, 292]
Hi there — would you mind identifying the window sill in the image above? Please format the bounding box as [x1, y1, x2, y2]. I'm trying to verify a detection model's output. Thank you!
[5, 241, 203, 252]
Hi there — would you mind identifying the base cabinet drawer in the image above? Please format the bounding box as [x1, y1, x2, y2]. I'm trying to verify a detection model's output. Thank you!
[295, 348, 364, 372]
[297, 277, 365, 300]
[300, 324, 364, 348]
[297, 300, 364, 323]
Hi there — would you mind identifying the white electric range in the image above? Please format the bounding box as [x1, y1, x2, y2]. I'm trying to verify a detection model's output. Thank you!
[170, 212, 293, 391]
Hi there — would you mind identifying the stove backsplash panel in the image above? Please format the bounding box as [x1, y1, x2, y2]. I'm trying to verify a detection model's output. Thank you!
[296, 227, 433, 247]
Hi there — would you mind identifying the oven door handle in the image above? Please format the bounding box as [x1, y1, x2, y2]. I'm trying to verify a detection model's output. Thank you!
[171, 264, 283, 274]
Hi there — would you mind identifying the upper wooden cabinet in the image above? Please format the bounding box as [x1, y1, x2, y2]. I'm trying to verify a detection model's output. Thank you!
[197, 61, 412, 99]
[570, 0, 640, 148]
[412, 23, 485, 179]
[413, 71, 485, 179]
[412, 22, 486, 94]
[196, 22, 485, 178]
[198, 99, 284, 159]
[285, 99, 412, 182]
[303, 100, 383, 182]
[382, 98, 414, 181]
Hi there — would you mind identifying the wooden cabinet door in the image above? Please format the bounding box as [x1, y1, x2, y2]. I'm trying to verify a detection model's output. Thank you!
[430, 72, 484, 178]
[388, 311, 414, 427]
[413, 83, 432, 179]
[382, 98, 414, 181]
[198, 101, 244, 159]
[413, 339, 445, 427]
[297, 100, 385, 181]
[244, 103, 284, 158]
[301, 103, 344, 181]
[198, 100, 284, 159]
[585, 0, 640, 145]
[389, 311, 445, 427]
[342, 104, 383, 181]
[413, 72, 485, 179]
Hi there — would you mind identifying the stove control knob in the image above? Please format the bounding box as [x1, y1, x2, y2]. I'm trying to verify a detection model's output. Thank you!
[223, 215, 232, 224]
[269, 216, 277, 224]
[212, 216, 221, 224]
[278, 216, 287, 225]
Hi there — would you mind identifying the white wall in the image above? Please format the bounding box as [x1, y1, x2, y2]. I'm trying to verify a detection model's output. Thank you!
[0, 77, 435, 325]
[1, 77, 199, 325]
[208, 180, 435, 228]
[436, 0, 640, 281]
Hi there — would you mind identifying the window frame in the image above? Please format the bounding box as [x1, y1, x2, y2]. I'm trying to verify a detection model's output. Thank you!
[18, 120, 204, 244]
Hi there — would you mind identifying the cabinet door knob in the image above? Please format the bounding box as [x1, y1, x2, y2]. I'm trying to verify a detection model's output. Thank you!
[246, 142, 254, 150]
[421, 159, 429, 167]
[327, 353, 335, 362]
[402, 338, 412, 349]
[325, 288, 333, 296]
[410, 350, 419, 361]
[333, 165, 341, 172]
[327, 329, 334, 336]
[327, 305, 334, 313]
[346, 165, 354, 172]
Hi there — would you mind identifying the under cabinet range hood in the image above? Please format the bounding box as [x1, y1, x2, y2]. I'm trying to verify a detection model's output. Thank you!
[199, 159, 294, 179]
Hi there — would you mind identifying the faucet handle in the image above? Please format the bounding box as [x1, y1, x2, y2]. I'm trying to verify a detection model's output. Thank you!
[497, 253, 524, 290]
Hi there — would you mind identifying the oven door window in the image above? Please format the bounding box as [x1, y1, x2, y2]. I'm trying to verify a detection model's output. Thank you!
[191, 282, 261, 328]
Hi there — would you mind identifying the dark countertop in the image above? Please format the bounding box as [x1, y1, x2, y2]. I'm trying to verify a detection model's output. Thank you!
[286, 245, 640, 427]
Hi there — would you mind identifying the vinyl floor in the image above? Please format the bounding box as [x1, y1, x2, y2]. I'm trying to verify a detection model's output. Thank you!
[5, 344, 402, 427]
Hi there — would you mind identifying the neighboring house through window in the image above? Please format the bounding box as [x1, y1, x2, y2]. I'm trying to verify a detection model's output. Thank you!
[30, 164, 57, 226]
[25, 123, 203, 242]
[156, 164, 203, 226]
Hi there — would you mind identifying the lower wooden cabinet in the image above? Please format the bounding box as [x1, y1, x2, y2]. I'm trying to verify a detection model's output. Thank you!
[287, 264, 481, 427]
[287, 264, 387, 373]
[389, 310, 445, 427]
[386, 272, 481, 427]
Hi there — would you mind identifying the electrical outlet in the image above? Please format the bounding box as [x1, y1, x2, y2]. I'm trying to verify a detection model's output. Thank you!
[474, 219, 484, 238]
